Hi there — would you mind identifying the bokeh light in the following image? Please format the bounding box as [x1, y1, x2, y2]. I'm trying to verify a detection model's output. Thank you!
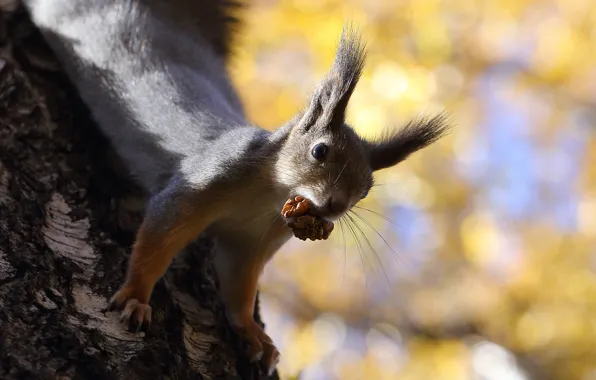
[230, 0, 596, 378]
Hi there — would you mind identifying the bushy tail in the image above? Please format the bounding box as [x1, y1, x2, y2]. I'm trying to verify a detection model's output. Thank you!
[145, 0, 244, 60]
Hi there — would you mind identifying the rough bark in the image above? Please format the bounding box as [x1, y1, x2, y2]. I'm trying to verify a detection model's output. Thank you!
[0, 8, 277, 380]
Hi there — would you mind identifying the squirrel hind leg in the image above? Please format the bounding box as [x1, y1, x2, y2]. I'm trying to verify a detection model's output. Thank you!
[214, 249, 282, 374]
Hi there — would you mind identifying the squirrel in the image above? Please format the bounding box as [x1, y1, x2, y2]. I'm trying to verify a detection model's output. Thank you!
[22, 0, 449, 374]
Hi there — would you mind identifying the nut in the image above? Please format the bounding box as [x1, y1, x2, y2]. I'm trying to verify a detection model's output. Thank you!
[281, 196, 309, 218]
[282, 196, 334, 241]
[290, 218, 334, 241]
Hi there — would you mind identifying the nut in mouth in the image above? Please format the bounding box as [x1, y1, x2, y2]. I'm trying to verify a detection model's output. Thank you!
[281, 196, 334, 241]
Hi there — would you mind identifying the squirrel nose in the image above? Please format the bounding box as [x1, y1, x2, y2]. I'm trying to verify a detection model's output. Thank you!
[327, 195, 348, 215]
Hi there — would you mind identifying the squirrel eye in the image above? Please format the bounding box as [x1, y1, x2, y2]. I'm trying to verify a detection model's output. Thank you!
[311, 143, 328, 161]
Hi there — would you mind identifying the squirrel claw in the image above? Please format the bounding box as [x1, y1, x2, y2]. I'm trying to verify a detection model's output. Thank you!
[109, 287, 152, 333]
[231, 320, 279, 372]
[232, 323, 263, 361]
[119, 299, 152, 333]
[267, 356, 280, 376]
[262, 341, 281, 377]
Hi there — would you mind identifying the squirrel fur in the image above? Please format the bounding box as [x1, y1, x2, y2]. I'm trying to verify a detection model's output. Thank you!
[22, 0, 449, 374]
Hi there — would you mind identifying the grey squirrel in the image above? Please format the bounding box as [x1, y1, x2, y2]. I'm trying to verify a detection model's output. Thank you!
[21, 0, 449, 374]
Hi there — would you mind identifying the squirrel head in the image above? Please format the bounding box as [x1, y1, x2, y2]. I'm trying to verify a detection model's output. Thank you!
[275, 26, 450, 221]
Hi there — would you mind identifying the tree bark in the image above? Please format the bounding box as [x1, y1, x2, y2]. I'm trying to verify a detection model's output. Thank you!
[0, 8, 277, 380]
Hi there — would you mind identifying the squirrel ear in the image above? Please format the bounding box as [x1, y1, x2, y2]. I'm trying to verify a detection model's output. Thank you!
[366, 113, 451, 171]
[299, 25, 366, 131]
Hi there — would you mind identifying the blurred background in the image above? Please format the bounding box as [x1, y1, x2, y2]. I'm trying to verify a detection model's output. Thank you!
[229, 0, 596, 379]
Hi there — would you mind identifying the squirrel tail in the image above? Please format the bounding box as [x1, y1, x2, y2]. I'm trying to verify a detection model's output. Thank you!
[193, 0, 244, 59]
[148, 0, 244, 60]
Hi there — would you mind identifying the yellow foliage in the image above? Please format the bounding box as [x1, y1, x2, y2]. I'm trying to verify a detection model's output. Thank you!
[230, 0, 596, 378]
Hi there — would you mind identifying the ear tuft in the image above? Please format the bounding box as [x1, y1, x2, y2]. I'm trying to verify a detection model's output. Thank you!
[367, 112, 452, 171]
[329, 24, 367, 107]
[299, 24, 367, 130]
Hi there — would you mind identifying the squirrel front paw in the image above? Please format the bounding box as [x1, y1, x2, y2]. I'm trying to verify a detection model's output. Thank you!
[232, 319, 280, 376]
[108, 286, 152, 333]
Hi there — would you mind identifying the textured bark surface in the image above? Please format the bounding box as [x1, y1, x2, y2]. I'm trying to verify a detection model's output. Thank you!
[0, 8, 277, 380]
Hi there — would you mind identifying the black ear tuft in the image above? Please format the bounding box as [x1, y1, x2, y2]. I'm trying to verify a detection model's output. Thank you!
[299, 24, 367, 130]
[366, 113, 451, 171]
[328, 24, 367, 109]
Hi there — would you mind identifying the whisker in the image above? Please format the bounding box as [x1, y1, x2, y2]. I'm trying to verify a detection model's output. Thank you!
[353, 205, 400, 226]
[338, 218, 348, 285]
[256, 213, 282, 252]
[346, 212, 391, 288]
[344, 214, 372, 290]
[246, 209, 278, 224]
[370, 179, 421, 187]
[345, 214, 377, 284]
[350, 210, 408, 270]
[333, 161, 349, 187]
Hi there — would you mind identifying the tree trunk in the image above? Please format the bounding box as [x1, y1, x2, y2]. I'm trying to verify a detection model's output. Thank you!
[0, 8, 277, 380]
